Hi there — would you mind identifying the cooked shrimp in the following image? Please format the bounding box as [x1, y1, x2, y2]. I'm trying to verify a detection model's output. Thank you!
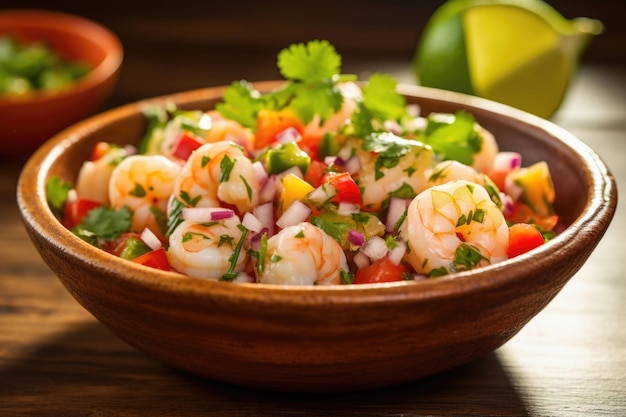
[202, 110, 254, 150]
[401, 180, 509, 276]
[346, 134, 433, 211]
[108, 154, 181, 240]
[170, 141, 261, 215]
[75, 144, 129, 205]
[257, 222, 348, 285]
[167, 215, 247, 280]
[472, 126, 498, 174]
[427, 160, 484, 187]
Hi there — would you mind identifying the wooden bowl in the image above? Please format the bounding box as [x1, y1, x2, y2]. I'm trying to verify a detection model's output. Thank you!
[0, 9, 123, 156]
[17, 82, 617, 392]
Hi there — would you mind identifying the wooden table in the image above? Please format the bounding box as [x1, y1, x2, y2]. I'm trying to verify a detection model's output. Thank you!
[1, 5, 625, 414]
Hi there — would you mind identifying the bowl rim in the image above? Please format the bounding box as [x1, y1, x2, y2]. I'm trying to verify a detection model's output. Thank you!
[0, 8, 123, 105]
[17, 82, 618, 306]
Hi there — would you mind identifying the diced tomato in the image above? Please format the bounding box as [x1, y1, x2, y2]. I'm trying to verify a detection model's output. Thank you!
[353, 256, 410, 284]
[172, 132, 203, 160]
[507, 223, 545, 258]
[63, 198, 101, 229]
[254, 108, 305, 150]
[506, 201, 559, 231]
[322, 171, 362, 205]
[486, 170, 508, 192]
[131, 247, 170, 271]
[304, 160, 329, 188]
[89, 142, 111, 161]
[101, 233, 143, 257]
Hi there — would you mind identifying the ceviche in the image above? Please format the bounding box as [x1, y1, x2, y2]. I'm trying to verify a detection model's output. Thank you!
[47, 40, 559, 285]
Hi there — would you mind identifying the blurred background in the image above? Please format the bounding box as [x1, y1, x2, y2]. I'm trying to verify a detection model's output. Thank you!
[2, 0, 623, 108]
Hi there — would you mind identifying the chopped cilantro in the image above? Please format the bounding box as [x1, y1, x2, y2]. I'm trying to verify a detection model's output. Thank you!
[452, 243, 488, 271]
[422, 111, 483, 166]
[220, 155, 235, 183]
[46, 176, 72, 218]
[72, 205, 132, 246]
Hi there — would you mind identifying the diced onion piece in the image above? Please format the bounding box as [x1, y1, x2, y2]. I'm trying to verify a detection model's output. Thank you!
[277, 165, 304, 179]
[493, 152, 522, 172]
[360, 236, 388, 262]
[242, 212, 263, 233]
[383, 120, 401, 135]
[252, 160, 269, 188]
[276, 126, 301, 144]
[348, 230, 365, 247]
[387, 243, 406, 266]
[344, 156, 361, 176]
[253, 202, 275, 237]
[338, 202, 359, 216]
[353, 251, 371, 269]
[501, 193, 515, 217]
[140, 227, 162, 250]
[67, 188, 78, 204]
[181, 207, 234, 223]
[504, 176, 524, 201]
[210, 208, 235, 220]
[386, 197, 408, 232]
[307, 184, 336, 205]
[276, 200, 311, 229]
[259, 175, 280, 203]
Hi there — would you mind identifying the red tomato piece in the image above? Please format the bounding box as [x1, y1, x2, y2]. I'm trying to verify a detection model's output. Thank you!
[353, 257, 410, 284]
[322, 171, 362, 205]
[507, 223, 545, 258]
[172, 132, 203, 160]
[89, 141, 111, 161]
[304, 160, 328, 188]
[63, 198, 101, 229]
[132, 247, 170, 271]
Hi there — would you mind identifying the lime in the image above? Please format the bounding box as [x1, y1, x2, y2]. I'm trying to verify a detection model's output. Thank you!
[413, 0, 603, 118]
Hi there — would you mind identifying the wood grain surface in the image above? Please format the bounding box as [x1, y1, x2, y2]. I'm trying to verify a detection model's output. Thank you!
[1, 1, 625, 415]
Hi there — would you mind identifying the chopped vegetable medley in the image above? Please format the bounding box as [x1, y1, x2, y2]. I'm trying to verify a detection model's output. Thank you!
[47, 40, 559, 285]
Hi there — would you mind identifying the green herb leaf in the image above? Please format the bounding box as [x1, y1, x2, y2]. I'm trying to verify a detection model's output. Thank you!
[423, 111, 483, 166]
[72, 205, 132, 244]
[45, 176, 72, 217]
[277, 39, 341, 82]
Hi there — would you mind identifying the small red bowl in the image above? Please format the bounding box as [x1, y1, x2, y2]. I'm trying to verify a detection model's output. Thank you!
[0, 9, 123, 156]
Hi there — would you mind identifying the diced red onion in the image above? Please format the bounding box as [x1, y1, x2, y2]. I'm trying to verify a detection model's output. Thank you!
[387, 243, 406, 266]
[501, 193, 515, 217]
[504, 176, 523, 201]
[250, 227, 269, 250]
[324, 156, 345, 167]
[210, 208, 235, 220]
[123, 144, 138, 156]
[277, 165, 304, 179]
[252, 160, 268, 188]
[181, 207, 234, 223]
[242, 212, 263, 233]
[307, 184, 336, 205]
[353, 251, 371, 269]
[276, 126, 302, 144]
[276, 200, 311, 229]
[344, 156, 361, 176]
[492, 152, 522, 172]
[338, 202, 359, 216]
[348, 230, 365, 246]
[359, 236, 388, 262]
[253, 202, 275, 237]
[386, 197, 408, 233]
[259, 175, 280, 203]
[140, 227, 162, 250]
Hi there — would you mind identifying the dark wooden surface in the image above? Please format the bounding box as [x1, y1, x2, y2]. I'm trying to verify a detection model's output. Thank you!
[1, 2, 625, 415]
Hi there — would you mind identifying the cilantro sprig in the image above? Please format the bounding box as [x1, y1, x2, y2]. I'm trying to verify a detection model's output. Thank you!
[216, 40, 358, 130]
[72, 205, 132, 246]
